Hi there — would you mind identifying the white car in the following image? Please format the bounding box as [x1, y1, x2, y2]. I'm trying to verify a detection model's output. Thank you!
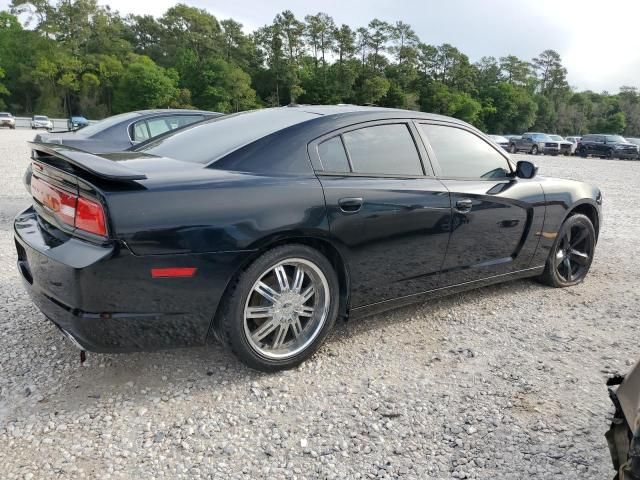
[549, 135, 573, 156]
[31, 115, 53, 130]
[565, 136, 582, 155]
[0, 112, 15, 129]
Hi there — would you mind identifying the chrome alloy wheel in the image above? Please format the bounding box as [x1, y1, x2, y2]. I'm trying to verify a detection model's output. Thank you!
[243, 258, 330, 359]
[554, 223, 593, 282]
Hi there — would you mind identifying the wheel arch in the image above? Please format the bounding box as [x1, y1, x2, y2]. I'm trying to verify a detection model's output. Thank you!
[206, 232, 351, 344]
[567, 200, 600, 241]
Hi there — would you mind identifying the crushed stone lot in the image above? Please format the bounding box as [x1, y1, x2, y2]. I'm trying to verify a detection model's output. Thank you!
[0, 128, 638, 479]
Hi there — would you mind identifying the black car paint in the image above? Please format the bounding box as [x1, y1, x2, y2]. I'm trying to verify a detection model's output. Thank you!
[14, 107, 602, 353]
[578, 134, 639, 159]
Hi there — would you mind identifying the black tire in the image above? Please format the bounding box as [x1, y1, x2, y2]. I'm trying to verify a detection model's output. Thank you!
[531, 145, 539, 155]
[579, 148, 588, 158]
[509, 144, 517, 154]
[216, 244, 340, 372]
[607, 149, 615, 159]
[538, 213, 595, 288]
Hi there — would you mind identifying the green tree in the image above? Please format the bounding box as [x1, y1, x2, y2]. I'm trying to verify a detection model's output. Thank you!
[113, 55, 178, 112]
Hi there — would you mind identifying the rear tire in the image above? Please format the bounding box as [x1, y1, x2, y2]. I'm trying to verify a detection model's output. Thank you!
[509, 144, 517, 154]
[531, 145, 539, 155]
[538, 213, 595, 288]
[216, 244, 339, 372]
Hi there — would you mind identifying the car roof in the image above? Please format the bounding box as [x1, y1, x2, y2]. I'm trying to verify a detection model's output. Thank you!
[284, 104, 456, 122]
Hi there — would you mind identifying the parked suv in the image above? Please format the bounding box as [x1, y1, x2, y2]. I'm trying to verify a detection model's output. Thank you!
[509, 132, 560, 155]
[625, 138, 640, 158]
[577, 134, 639, 159]
[548, 135, 573, 156]
[0, 112, 16, 129]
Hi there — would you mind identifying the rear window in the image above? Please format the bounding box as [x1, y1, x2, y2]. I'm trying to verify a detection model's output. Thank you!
[137, 109, 319, 164]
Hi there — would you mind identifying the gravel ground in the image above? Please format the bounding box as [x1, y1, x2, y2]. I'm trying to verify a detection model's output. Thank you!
[0, 128, 638, 479]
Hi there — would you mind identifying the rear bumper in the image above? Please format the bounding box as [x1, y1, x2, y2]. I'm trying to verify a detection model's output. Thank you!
[15, 207, 251, 352]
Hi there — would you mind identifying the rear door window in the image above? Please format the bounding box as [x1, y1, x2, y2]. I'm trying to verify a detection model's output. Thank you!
[132, 121, 150, 141]
[341, 124, 423, 176]
[317, 136, 350, 172]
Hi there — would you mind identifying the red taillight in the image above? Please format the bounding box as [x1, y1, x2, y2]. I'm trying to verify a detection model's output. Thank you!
[31, 174, 107, 237]
[31, 175, 76, 226]
[75, 197, 107, 236]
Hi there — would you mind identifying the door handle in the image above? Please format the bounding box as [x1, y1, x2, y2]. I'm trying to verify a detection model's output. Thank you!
[455, 198, 473, 213]
[338, 197, 363, 213]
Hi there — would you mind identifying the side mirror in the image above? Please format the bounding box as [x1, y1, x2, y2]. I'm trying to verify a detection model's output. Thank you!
[516, 160, 537, 179]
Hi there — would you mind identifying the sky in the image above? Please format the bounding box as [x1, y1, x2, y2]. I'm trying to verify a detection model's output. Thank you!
[2, 0, 639, 92]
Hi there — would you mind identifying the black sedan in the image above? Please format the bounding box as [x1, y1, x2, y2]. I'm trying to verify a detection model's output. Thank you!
[35, 109, 221, 153]
[14, 106, 602, 371]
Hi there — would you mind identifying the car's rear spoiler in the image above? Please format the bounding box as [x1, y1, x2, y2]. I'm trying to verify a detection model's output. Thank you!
[29, 142, 147, 181]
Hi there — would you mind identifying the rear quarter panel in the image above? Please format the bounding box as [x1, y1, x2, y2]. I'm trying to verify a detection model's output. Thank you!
[107, 170, 329, 256]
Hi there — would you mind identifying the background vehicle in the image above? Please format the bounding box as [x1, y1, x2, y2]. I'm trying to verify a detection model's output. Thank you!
[30, 115, 53, 130]
[509, 132, 560, 155]
[15, 106, 602, 371]
[565, 136, 582, 155]
[488, 134, 509, 150]
[36, 109, 221, 153]
[0, 112, 16, 129]
[548, 134, 573, 156]
[577, 134, 639, 159]
[625, 138, 640, 158]
[67, 116, 89, 131]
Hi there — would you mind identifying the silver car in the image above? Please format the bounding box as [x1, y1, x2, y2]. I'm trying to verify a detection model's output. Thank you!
[30, 115, 53, 131]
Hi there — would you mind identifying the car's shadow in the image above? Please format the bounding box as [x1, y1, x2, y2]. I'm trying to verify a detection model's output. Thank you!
[1, 275, 546, 419]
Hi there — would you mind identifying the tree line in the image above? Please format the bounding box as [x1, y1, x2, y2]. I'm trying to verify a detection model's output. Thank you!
[1, 0, 638, 136]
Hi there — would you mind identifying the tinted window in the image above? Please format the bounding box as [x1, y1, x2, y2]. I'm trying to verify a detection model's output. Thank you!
[605, 135, 626, 143]
[421, 124, 510, 179]
[341, 124, 423, 176]
[318, 136, 350, 172]
[133, 121, 150, 141]
[138, 109, 318, 164]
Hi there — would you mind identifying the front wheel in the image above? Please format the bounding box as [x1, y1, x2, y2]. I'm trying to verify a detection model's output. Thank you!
[531, 145, 539, 155]
[216, 245, 339, 371]
[538, 213, 595, 287]
[509, 144, 517, 154]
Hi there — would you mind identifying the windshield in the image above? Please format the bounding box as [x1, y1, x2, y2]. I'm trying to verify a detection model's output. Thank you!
[532, 134, 552, 141]
[75, 112, 135, 136]
[549, 135, 564, 141]
[626, 138, 640, 146]
[136, 109, 320, 164]
[606, 135, 627, 143]
[34, 116, 48, 121]
[0, 113, 11, 117]
[490, 135, 508, 142]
